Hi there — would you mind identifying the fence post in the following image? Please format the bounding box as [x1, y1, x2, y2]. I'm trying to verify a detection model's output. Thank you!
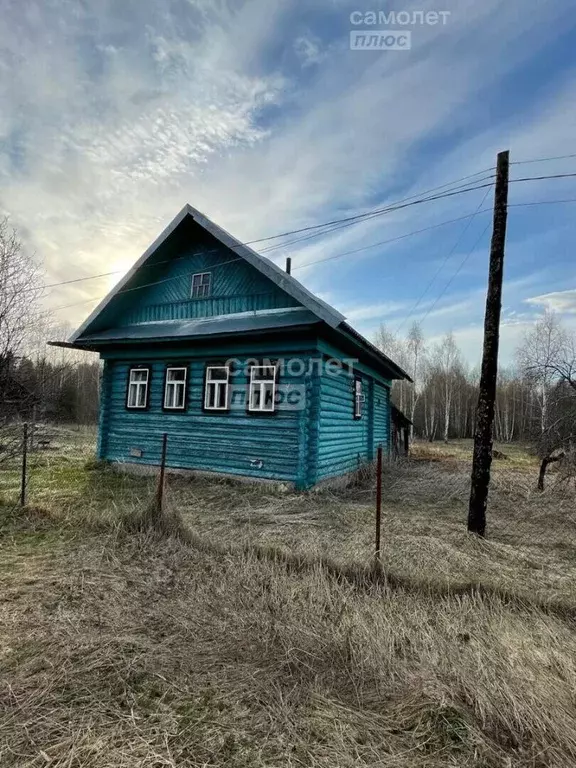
[155, 433, 168, 518]
[20, 422, 28, 507]
[375, 443, 383, 562]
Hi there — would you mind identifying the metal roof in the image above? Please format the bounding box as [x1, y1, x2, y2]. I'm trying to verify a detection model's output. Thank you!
[340, 322, 412, 382]
[63, 204, 410, 381]
[68, 307, 320, 346]
[70, 204, 345, 343]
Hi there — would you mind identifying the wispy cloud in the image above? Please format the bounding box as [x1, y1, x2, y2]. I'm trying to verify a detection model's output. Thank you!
[525, 289, 576, 314]
[0, 0, 575, 366]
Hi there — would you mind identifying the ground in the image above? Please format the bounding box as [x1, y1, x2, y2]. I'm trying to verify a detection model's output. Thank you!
[1, 433, 576, 766]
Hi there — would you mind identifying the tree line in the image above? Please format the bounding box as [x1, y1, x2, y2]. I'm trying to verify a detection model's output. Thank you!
[1, 217, 99, 428]
[1, 216, 574, 459]
[375, 313, 576, 458]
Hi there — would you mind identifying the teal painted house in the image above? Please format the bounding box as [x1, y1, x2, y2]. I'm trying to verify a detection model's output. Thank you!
[56, 205, 410, 489]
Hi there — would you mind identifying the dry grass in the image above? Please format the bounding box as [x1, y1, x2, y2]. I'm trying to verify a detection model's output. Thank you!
[2, 502, 576, 767]
[169, 440, 576, 608]
[1, 439, 576, 766]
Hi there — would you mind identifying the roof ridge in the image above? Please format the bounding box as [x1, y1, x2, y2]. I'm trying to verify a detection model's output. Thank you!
[70, 205, 344, 343]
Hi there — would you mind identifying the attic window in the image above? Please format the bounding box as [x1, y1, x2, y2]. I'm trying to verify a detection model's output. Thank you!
[191, 272, 211, 298]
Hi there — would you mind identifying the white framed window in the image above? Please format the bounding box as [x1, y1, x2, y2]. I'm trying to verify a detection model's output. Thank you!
[126, 368, 149, 409]
[191, 272, 211, 298]
[204, 366, 230, 410]
[164, 367, 187, 410]
[249, 365, 277, 413]
[354, 377, 364, 419]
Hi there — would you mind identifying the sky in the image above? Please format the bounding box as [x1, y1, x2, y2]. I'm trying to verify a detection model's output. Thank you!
[1, 0, 575, 366]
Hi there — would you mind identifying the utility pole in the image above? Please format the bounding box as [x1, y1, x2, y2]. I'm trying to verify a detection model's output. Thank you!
[468, 150, 509, 536]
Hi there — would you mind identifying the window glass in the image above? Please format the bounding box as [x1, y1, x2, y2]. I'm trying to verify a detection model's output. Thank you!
[205, 366, 230, 410]
[249, 365, 276, 412]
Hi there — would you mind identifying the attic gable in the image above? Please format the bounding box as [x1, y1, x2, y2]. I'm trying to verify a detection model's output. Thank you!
[71, 205, 345, 342]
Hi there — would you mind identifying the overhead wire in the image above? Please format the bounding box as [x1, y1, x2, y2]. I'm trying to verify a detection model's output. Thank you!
[510, 152, 576, 165]
[45, 166, 576, 317]
[48, 178, 497, 312]
[418, 221, 492, 326]
[394, 184, 494, 334]
[36, 168, 496, 296]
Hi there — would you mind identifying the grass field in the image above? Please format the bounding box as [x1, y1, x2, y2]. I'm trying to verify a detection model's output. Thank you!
[1, 436, 576, 766]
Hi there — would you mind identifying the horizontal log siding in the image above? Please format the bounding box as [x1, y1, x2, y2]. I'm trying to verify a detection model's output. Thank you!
[315, 368, 371, 481]
[108, 243, 298, 328]
[100, 352, 314, 485]
[372, 381, 390, 456]
[123, 292, 295, 325]
[97, 360, 111, 459]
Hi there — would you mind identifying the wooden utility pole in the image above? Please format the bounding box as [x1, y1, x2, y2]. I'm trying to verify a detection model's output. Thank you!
[468, 150, 510, 536]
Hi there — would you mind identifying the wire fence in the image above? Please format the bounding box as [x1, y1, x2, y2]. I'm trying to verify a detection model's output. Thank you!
[1, 422, 575, 604]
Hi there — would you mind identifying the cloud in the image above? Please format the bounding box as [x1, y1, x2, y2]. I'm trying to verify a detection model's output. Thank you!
[294, 34, 325, 67]
[344, 300, 413, 322]
[0, 0, 574, 371]
[525, 289, 576, 314]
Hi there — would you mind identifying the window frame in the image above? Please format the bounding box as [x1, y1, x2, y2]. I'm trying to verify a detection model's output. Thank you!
[191, 271, 212, 299]
[353, 376, 364, 420]
[163, 365, 188, 412]
[248, 364, 278, 414]
[203, 364, 231, 412]
[126, 366, 151, 411]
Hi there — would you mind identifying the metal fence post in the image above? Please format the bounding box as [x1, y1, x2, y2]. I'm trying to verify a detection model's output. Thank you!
[375, 443, 383, 562]
[20, 422, 28, 507]
[155, 433, 168, 517]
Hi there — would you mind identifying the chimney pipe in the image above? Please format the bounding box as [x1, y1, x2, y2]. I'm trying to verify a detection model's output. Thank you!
[285, 257, 292, 275]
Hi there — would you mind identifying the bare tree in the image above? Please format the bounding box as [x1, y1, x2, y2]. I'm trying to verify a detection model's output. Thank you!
[435, 332, 461, 443]
[517, 311, 566, 434]
[517, 312, 576, 487]
[406, 322, 424, 437]
[0, 218, 43, 371]
[0, 219, 44, 462]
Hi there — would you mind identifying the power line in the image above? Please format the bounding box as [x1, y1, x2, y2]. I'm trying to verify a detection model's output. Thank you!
[508, 198, 576, 207]
[28, 168, 576, 299]
[511, 153, 576, 165]
[418, 221, 492, 326]
[511, 172, 576, 182]
[44, 271, 121, 290]
[37, 169, 496, 296]
[48, 206, 493, 313]
[45, 170, 576, 314]
[258, 174, 496, 254]
[45, 179, 496, 307]
[245, 167, 496, 245]
[286, 209, 493, 270]
[395, 185, 493, 334]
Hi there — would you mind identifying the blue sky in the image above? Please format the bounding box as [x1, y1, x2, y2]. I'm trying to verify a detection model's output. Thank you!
[1, 0, 575, 364]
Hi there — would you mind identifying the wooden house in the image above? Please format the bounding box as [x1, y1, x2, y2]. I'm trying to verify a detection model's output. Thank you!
[51, 205, 410, 488]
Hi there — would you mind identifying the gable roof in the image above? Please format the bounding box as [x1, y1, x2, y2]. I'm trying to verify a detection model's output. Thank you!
[63, 204, 410, 382]
[70, 204, 344, 343]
